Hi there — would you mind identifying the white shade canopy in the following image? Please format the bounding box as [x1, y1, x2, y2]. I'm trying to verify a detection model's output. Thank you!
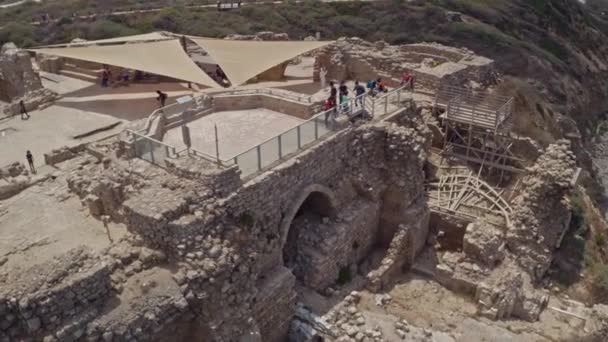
[190, 38, 333, 86]
[37, 32, 172, 48]
[31, 39, 219, 88]
[30, 32, 335, 88]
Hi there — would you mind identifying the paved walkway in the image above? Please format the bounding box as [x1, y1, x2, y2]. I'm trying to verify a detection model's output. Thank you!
[163, 108, 304, 160]
[0, 105, 123, 167]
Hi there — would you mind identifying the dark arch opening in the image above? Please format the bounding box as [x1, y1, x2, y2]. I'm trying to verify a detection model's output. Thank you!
[294, 191, 335, 220]
[283, 191, 335, 276]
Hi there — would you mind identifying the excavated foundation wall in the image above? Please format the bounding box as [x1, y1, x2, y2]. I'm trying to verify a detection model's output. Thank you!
[212, 93, 317, 119]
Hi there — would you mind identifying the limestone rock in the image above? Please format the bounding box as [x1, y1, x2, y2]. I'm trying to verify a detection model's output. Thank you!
[463, 220, 505, 267]
[0, 43, 43, 102]
[506, 140, 576, 281]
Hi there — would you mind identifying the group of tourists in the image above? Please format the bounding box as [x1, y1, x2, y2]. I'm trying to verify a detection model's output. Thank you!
[101, 66, 146, 87]
[323, 78, 388, 114]
[322, 70, 416, 124]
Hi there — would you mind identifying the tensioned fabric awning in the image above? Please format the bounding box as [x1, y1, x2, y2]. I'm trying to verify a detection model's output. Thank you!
[37, 32, 171, 48]
[31, 39, 219, 88]
[189, 38, 333, 86]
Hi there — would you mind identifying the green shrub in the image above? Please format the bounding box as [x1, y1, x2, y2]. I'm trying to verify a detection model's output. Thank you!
[569, 192, 587, 234]
[337, 266, 352, 285]
[596, 233, 606, 247]
[239, 211, 255, 228]
[591, 263, 608, 299]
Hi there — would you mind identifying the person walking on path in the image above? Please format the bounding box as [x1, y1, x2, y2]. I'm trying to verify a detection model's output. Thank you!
[19, 101, 30, 120]
[354, 80, 365, 107]
[101, 69, 109, 87]
[156, 90, 168, 108]
[26, 150, 36, 174]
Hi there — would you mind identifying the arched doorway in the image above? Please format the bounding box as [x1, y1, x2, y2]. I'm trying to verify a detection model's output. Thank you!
[280, 185, 337, 281]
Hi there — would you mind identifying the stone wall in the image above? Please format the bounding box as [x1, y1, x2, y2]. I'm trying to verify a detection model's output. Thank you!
[0, 43, 43, 102]
[506, 140, 576, 282]
[212, 93, 316, 120]
[44, 144, 86, 166]
[1, 88, 60, 117]
[253, 266, 297, 342]
[288, 199, 381, 291]
[0, 248, 112, 341]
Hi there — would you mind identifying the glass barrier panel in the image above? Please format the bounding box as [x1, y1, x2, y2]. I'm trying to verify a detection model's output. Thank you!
[314, 114, 332, 138]
[151, 141, 168, 163]
[280, 127, 299, 156]
[235, 147, 260, 178]
[299, 120, 316, 147]
[260, 138, 279, 169]
[133, 137, 154, 163]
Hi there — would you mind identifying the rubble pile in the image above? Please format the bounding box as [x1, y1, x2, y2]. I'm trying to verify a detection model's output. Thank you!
[67, 161, 145, 221]
[475, 264, 549, 322]
[0, 162, 45, 200]
[506, 140, 577, 281]
[462, 220, 505, 267]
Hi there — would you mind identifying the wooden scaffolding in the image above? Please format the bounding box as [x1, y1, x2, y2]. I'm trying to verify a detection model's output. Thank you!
[426, 172, 513, 225]
[434, 85, 524, 179]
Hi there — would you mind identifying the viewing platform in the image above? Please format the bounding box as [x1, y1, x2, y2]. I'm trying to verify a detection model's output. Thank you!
[435, 85, 514, 132]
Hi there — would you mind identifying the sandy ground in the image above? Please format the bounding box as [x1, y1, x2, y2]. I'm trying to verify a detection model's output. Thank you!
[358, 274, 584, 342]
[0, 156, 126, 272]
[1, 76, 205, 167]
[0, 104, 124, 167]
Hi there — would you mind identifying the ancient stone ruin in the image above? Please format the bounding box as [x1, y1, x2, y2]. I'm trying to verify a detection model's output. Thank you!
[0, 34, 606, 342]
[0, 42, 59, 116]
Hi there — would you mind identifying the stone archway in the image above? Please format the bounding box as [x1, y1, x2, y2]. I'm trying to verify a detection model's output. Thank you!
[279, 184, 337, 277]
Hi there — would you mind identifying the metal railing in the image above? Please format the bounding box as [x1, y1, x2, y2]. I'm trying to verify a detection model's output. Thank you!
[125, 87, 411, 176]
[136, 96, 200, 135]
[367, 85, 409, 118]
[226, 87, 411, 178]
[126, 130, 178, 165]
[216, 88, 314, 103]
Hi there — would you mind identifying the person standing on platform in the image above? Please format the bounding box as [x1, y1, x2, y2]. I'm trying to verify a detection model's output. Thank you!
[354, 81, 365, 107]
[329, 81, 337, 105]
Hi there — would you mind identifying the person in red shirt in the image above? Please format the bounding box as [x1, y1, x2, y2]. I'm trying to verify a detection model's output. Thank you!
[401, 71, 414, 91]
[324, 97, 336, 124]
